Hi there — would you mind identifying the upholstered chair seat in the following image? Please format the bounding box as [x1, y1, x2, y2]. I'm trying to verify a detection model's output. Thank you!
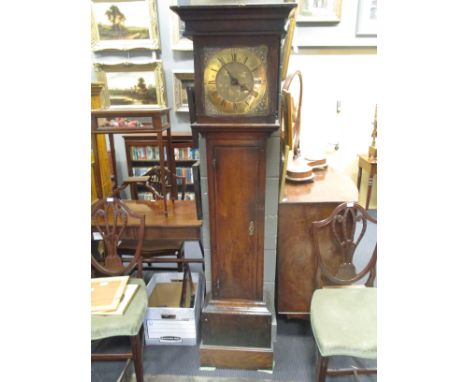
[310, 287, 377, 359]
[92, 278, 148, 341]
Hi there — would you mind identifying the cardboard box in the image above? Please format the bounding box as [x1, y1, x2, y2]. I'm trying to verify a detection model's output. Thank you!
[144, 272, 204, 346]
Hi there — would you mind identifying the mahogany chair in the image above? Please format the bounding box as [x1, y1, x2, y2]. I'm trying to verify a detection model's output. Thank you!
[91, 198, 147, 382]
[115, 166, 187, 272]
[145, 165, 187, 202]
[310, 202, 377, 382]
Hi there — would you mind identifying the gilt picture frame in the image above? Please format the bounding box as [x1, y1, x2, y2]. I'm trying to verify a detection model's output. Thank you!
[94, 61, 167, 108]
[91, 0, 160, 51]
[356, 0, 377, 36]
[281, 8, 297, 81]
[170, 0, 193, 51]
[296, 0, 342, 23]
[172, 71, 194, 112]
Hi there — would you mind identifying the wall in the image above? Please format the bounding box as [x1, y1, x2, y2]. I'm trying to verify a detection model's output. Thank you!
[288, 50, 377, 207]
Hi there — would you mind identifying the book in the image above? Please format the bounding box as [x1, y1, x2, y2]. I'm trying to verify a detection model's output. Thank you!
[146, 146, 154, 160]
[92, 283, 140, 316]
[91, 276, 129, 313]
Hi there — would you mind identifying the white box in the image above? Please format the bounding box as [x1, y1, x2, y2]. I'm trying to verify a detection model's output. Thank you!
[144, 272, 204, 346]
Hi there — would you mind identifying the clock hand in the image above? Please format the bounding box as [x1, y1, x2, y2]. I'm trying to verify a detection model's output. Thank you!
[239, 82, 251, 93]
[223, 67, 241, 86]
[223, 67, 252, 92]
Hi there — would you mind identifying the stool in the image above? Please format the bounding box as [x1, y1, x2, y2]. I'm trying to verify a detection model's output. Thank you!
[356, 154, 377, 210]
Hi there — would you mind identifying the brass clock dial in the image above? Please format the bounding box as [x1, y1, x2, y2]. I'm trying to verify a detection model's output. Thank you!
[203, 46, 268, 116]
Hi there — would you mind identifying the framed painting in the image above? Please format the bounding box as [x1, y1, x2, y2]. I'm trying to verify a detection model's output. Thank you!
[91, 0, 160, 51]
[170, 0, 193, 51]
[356, 0, 377, 36]
[94, 61, 167, 108]
[281, 90, 294, 151]
[172, 71, 194, 112]
[296, 0, 342, 23]
[281, 8, 297, 81]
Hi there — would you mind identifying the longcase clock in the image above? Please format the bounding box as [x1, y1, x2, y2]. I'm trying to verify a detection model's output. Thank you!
[172, 2, 296, 370]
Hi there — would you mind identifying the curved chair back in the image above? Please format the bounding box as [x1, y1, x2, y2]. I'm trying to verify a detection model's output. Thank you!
[144, 165, 187, 201]
[311, 202, 377, 288]
[91, 198, 145, 277]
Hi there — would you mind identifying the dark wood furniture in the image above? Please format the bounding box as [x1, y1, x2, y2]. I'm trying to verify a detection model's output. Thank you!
[92, 198, 204, 270]
[146, 165, 187, 201]
[91, 198, 146, 382]
[277, 168, 358, 319]
[91, 107, 175, 214]
[123, 132, 199, 201]
[356, 154, 377, 210]
[113, 165, 187, 214]
[114, 173, 187, 272]
[113, 168, 204, 271]
[96, 199, 202, 241]
[310, 202, 377, 382]
[172, 2, 296, 370]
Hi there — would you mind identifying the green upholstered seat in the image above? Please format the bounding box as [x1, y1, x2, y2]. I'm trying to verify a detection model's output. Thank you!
[310, 287, 377, 359]
[91, 278, 148, 341]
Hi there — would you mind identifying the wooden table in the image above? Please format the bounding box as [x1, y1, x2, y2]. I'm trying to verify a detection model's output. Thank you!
[357, 154, 377, 209]
[92, 199, 202, 241]
[276, 168, 358, 319]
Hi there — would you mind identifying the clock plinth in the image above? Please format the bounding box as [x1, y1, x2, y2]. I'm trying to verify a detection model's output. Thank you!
[200, 295, 274, 369]
[171, 2, 296, 370]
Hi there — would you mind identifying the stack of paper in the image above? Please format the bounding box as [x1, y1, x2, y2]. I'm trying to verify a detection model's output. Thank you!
[91, 276, 139, 316]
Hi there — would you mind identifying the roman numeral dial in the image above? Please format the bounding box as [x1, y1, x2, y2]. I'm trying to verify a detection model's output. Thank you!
[203, 46, 268, 115]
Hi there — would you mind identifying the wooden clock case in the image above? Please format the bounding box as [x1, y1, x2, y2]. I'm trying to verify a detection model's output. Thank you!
[172, 2, 296, 370]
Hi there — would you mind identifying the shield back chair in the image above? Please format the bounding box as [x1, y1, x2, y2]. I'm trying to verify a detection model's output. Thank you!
[310, 202, 377, 382]
[114, 166, 188, 272]
[144, 165, 187, 202]
[91, 198, 147, 382]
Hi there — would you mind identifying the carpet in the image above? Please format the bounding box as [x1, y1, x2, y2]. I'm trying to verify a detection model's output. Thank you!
[130, 376, 295, 382]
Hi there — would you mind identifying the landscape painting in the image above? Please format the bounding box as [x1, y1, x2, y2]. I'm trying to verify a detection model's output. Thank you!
[91, 0, 160, 51]
[108, 72, 156, 106]
[94, 62, 167, 108]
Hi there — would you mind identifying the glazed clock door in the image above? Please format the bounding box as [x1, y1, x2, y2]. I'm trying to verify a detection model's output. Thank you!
[207, 135, 266, 301]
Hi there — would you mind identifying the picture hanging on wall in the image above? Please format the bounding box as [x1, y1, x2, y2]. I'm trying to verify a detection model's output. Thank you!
[296, 0, 342, 23]
[356, 0, 377, 36]
[91, 0, 160, 51]
[172, 71, 194, 112]
[94, 61, 167, 108]
[281, 7, 297, 81]
[170, 0, 193, 51]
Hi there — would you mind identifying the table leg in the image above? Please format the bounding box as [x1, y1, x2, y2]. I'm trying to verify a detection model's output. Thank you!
[357, 167, 363, 193]
[366, 174, 374, 210]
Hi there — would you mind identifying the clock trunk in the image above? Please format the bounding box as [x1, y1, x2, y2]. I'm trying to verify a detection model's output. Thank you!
[207, 132, 266, 301]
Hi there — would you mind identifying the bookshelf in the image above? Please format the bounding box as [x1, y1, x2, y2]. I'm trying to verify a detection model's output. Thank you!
[123, 132, 200, 201]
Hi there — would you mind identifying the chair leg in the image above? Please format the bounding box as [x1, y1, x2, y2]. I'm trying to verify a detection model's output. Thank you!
[198, 239, 205, 272]
[130, 327, 144, 382]
[177, 245, 185, 272]
[315, 348, 329, 382]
